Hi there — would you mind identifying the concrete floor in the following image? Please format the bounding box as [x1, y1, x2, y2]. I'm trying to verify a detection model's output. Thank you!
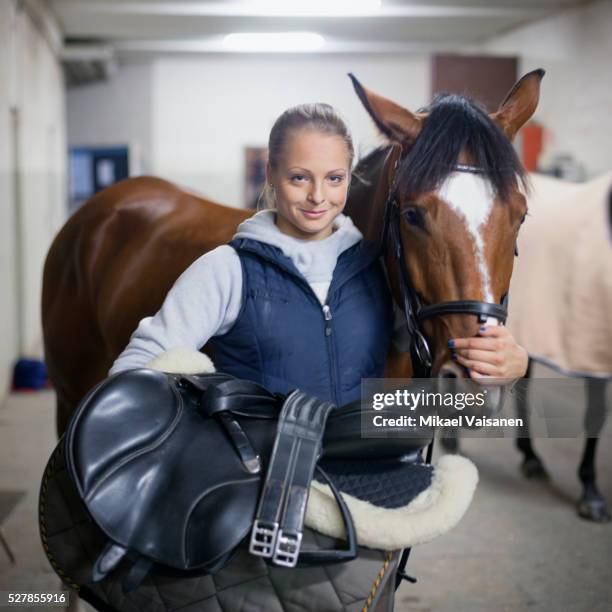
[0, 374, 611, 612]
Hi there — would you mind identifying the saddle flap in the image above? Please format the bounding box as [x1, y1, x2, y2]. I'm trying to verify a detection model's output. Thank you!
[64, 369, 275, 573]
[65, 369, 179, 496]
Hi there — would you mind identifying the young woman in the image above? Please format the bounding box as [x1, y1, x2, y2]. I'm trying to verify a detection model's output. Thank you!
[109, 104, 392, 405]
[105, 103, 528, 611]
[109, 103, 527, 392]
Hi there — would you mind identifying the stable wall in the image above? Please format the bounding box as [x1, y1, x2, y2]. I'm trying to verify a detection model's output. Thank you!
[150, 54, 429, 207]
[66, 61, 153, 174]
[64, 0, 612, 205]
[0, 0, 67, 395]
[66, 54, 429, 208]
[0, 1, 20, 397]
[474, 0, 612, 178]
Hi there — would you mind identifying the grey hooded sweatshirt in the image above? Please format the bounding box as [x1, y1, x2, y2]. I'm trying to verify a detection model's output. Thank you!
[108, 210, 366, 375]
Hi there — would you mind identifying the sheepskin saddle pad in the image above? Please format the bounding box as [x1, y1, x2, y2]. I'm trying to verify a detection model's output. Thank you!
[145, 348, 479, 552]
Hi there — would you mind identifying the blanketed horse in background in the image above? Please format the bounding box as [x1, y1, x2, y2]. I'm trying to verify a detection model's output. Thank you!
[42, 71, 543, 438]
[508, 172, 612, 522]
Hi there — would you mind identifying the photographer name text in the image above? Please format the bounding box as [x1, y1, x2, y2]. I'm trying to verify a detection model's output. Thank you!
[371, 414, 523, 428]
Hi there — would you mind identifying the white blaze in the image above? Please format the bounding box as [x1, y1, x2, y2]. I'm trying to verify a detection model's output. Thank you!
[438, 171, 499, 325]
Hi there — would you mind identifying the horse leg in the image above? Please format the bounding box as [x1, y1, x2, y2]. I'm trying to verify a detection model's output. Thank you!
[577, 377, 610, 522]
[384, 343, 460, 453]
[55, 392, 76, 439]
[440, 428, 460, 453]
[515, 358, 549, 479]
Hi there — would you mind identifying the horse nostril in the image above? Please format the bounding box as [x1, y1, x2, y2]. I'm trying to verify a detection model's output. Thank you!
[438, 365, 459, 379]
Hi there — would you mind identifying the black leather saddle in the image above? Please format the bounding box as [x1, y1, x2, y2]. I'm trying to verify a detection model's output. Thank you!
[64, 368, 432, 592]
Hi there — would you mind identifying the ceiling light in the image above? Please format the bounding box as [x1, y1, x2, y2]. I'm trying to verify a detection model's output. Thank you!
[249, 0, 382, 16]
[223, 32, 326, 53]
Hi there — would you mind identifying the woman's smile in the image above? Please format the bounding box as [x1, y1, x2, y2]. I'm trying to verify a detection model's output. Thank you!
[300, 208, 328, 219]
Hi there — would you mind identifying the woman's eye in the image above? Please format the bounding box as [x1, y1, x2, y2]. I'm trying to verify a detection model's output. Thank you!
[291, 175, 306, 182]
[329, 175, 344, 184]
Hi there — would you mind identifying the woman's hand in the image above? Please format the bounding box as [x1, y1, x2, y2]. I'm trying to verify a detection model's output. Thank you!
[448, 325, 528, 384]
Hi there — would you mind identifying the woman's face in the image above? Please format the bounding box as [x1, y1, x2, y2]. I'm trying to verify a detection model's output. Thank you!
[268, 129, 351, 240]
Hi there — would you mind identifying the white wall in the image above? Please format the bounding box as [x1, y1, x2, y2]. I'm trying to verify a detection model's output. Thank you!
[474, 0, 612, 178]
[63, 1, 612, 199]
[151, 54, 429, 207]
[0, 1, 20, 396]
[66, 61, 153, 173]
[65, 54, 429, 208]
[0, 0, 66, 394]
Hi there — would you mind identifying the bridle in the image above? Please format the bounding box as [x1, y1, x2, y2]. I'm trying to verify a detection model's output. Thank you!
[381, 146, 513, 377]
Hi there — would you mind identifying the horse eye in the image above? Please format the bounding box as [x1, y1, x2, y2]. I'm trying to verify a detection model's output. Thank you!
[402, 205, 424, 227]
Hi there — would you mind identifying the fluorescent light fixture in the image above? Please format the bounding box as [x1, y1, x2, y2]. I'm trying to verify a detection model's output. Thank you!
[223, 32, 326, 53]
[249, 0, 382, 16]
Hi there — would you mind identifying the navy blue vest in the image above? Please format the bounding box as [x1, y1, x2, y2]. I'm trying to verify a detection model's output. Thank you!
[208, 237, 393, 406]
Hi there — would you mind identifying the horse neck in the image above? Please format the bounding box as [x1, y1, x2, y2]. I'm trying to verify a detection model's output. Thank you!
[345, 143, 405, 319]
[345, 145, 397, 243]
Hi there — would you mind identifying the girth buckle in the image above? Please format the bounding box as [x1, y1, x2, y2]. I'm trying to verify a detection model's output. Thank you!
[249, 520, 279, 558]
[273, 529, 303, 568]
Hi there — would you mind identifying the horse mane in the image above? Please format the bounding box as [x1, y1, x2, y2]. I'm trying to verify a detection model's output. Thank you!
[396, 94, 528, 200]
[351, 145, 391, 189]
[345, 146, 393, 242]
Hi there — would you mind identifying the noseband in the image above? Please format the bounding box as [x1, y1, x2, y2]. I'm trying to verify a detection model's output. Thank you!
[381, 151, 513, 376]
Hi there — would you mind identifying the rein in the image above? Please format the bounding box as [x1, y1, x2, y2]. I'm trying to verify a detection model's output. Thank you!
[381, 146, 512, 376]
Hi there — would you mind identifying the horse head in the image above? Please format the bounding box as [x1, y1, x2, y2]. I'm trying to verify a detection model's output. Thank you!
[350, 70, 543, 400]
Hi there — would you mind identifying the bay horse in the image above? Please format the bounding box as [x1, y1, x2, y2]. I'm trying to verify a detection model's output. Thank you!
[440, 171, 612, 522]
[42, 70, 543, 436]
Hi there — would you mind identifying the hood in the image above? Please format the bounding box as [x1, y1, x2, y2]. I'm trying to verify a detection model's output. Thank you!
[232, 210, 363, 282]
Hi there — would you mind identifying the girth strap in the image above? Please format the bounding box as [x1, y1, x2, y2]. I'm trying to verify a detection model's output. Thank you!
[249, 390, 335, 567]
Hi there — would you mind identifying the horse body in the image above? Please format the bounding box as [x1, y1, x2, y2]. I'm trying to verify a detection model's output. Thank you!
[505, 171, 612, 521]
[42, 176, 252, 433]
[507, 171, 612, 377]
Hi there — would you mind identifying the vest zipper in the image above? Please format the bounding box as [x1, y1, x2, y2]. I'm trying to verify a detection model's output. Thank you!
[322, 304, 339, 404]
[236, 240, 379, 305]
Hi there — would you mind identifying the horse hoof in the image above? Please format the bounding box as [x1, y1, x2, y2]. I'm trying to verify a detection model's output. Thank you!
[577, 497, 612, 523]
[520, 457, 549, 480]
[440, 436, 459, 454]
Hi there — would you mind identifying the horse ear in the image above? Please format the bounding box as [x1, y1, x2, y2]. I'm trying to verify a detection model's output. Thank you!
[348, 73, 421, 144]
[491, 69, 545, 141]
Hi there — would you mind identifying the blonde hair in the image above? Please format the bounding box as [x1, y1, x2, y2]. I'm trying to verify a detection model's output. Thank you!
[257, 103, 355, 211]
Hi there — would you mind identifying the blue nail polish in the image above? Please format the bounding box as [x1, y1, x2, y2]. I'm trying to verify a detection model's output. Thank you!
[479, 326, 486, 332]
[448, 339, 455, 348]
